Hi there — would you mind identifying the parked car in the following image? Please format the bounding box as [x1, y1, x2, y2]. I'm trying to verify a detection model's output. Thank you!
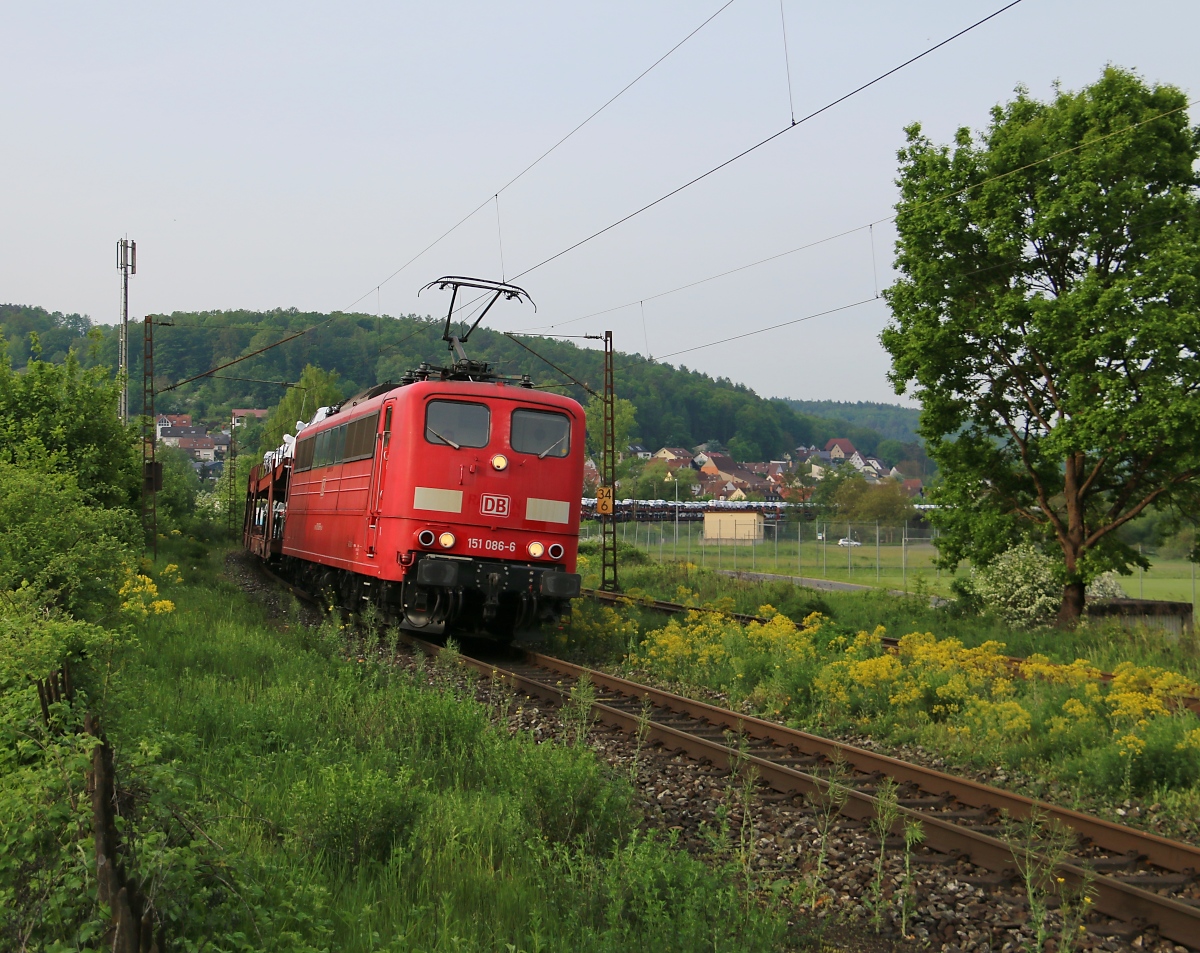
[837, 537, 862, 547]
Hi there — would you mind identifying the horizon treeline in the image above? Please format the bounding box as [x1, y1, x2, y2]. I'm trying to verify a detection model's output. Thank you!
[1, 302, 923, 465]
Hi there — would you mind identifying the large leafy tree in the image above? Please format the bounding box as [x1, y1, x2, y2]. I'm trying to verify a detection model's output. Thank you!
[882, 68, 1200, 623]
[258, 363, 345, 453]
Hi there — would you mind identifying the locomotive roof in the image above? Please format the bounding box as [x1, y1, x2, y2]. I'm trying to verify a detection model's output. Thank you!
[297, 379, 582, 438]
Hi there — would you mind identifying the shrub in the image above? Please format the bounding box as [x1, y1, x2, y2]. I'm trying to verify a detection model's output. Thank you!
[971, 543, 1061, 628]
[0, 460, 138, 620]
[1086, 571, 1128, 601]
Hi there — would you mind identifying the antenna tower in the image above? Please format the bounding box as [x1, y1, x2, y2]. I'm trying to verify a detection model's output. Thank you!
[600, 330, 619, 591]
[116, 239, 136, 422]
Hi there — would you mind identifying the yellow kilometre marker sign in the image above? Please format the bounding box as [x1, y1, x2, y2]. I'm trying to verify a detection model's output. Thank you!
[596, 486, 614, 515]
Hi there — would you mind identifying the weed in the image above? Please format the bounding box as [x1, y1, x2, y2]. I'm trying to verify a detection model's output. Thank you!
[898, 818, 925, 938]
[383, 624, 401, 662]
[432, 638, 460, 691]
[360, 602, 381, 648]
[802, 751, 848, 914]
[628, 695, 654, 783]
[999, 808, 1078, 953]
[868, 777, 901, 933]
[1056, 867, 1096, 953]
[563, 673, 598, 747]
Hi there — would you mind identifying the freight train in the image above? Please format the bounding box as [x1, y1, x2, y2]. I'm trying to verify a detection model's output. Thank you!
[243, 278, 583, 639]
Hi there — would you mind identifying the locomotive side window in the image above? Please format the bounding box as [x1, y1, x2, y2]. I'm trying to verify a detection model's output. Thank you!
[511, 409, 571, 458]
[330, 424, 347, 465]
[294, 434, 315, 471]
[425, 400, 489, 449]
[313, 429, 330, 468]
[343, 412, 380, 461]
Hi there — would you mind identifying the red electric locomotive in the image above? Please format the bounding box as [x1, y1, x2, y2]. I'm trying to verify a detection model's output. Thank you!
[243, 278, 583, 638]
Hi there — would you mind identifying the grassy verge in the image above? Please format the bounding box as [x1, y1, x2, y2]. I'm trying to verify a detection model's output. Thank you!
[3, 541, 790, 951]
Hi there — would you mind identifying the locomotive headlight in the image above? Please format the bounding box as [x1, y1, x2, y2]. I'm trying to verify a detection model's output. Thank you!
[491, 454, 508, 471]
[527, 541, 545, 558]
[438, 532, 456, 549]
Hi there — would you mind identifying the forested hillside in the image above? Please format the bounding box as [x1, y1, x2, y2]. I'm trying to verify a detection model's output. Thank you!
[781, 399, 922, 444]
[3, 303, 901, 462]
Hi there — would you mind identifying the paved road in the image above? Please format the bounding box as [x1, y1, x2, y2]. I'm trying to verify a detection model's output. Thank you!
[715, 569, 913, 597]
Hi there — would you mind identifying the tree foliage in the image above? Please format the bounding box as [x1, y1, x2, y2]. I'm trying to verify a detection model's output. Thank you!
[631, 460, 700, 501]
[584, 394, 637, 464]
[259, 364, 345, 453]
[0, 461, 138, 619]
[882, 67, 1200, 622]
[0, 341, 139, 507]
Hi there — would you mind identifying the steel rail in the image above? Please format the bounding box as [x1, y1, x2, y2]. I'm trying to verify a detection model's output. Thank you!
[398, 633, 1200, 948]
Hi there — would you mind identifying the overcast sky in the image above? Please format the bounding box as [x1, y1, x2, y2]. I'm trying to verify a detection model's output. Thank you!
[2, 1, 1197, 404]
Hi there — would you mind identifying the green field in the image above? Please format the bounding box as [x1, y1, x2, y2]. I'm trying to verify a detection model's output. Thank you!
[583, 520, 1199, 612]
[582, 519, 954, 595]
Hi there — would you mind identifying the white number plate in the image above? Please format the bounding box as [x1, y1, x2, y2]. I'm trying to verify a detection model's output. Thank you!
[467, 538, 518, 553]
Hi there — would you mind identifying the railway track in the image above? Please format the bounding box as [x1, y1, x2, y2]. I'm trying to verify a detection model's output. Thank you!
[583, 587, 1200, 716]
[399, 632, 1200, 950]
[253, 562, 1200, 947]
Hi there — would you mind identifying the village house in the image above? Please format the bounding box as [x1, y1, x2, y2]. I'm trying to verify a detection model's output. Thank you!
[652, 447, 693, 464]
[582, 458, 600, 493]
[232, 408, 270, 428]
[825, 438, 856, 462]
[177, 435, 216, 462]
[158, 425, 208, 448]
[155, 413, 193, 437]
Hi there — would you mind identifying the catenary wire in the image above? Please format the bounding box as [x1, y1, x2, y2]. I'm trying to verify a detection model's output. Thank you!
[372, 0, 1028, 331]
[508, 0, 1028, 283]
[513, 96, 1196, 337]
[340, 0, 740, 313]
[159, 41, 1191, 392]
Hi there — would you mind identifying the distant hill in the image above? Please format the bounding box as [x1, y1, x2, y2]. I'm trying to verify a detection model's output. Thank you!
[781, 400, 922, 444]
[3, 302, 917, 466]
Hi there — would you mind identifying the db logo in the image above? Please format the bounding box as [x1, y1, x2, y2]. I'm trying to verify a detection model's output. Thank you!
[480, 494, 511, 517]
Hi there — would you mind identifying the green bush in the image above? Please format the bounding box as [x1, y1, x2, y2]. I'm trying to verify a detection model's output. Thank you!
[971, 543, 1061, 628]
[0, 460, 138, 619]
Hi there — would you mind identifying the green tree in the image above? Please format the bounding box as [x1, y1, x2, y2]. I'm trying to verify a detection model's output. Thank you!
[259, 364, 344, 453]
[0, 341, 139, 507]
[848, 480, 915, 528]
[631, 460, 700, 501]
[882, 68, 1200, 623]
[810, 467, 864, 515]
[157, 445, 202, 529]
[584, 394, 637, 467]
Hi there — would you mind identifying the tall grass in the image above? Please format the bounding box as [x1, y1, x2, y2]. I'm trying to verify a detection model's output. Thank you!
[97, 545, 787, 951]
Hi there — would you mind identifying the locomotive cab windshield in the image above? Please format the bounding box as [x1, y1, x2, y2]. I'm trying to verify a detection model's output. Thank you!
[511, 409, 570, 458]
